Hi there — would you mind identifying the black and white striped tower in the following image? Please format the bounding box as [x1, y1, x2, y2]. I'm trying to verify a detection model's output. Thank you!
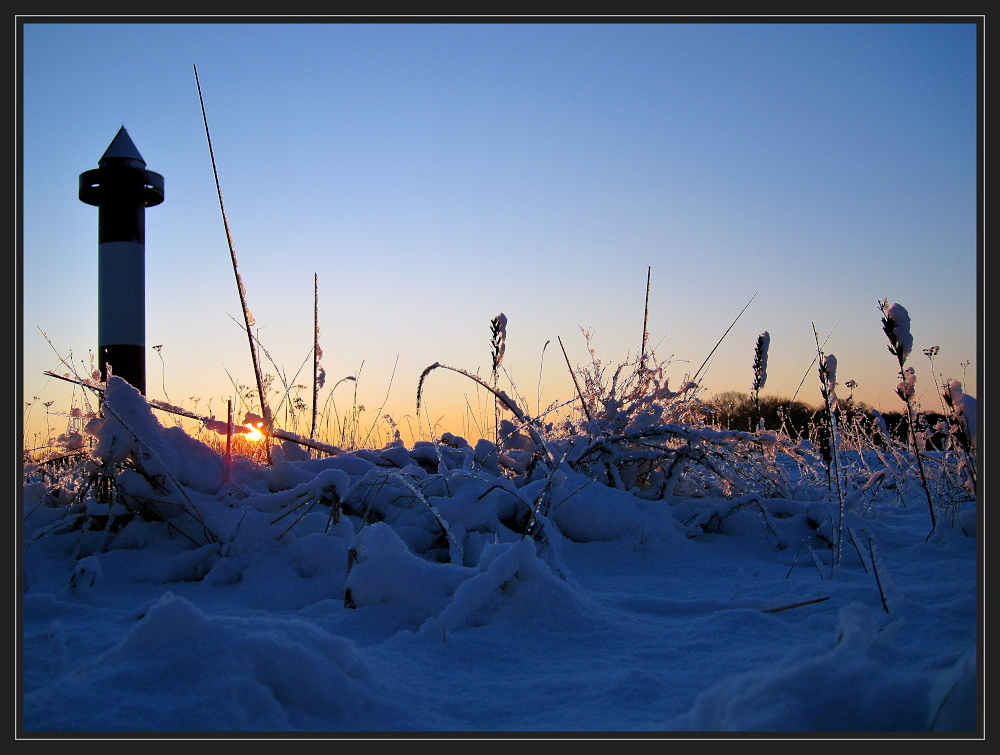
[79, 127, 164, 395]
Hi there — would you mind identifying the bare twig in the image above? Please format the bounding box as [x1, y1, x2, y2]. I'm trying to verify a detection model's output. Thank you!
[762, 596, 830, 614]
[868, 534, 891, 613]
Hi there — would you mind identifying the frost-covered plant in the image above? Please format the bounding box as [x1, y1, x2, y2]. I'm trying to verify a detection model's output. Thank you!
[490, 313, 507, 376]
[816, 347, 847, 570]
[881, 301, 913, 363]
[539, 333, 810, 500]
[417, 331, 802, 502]
[941, 379, 977, 503]
[922, 346, 949, 415]
[490, 313, 507, 447]
[751, 331, 770, 430]
[879, 300, 936, 535]
[25, 377, 224, 559]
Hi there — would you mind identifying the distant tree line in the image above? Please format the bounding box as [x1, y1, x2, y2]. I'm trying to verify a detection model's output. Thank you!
[701, 391, 948, 451]
[703, 391, 816, 435]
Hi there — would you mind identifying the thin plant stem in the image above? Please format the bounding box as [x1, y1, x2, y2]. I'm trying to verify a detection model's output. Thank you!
[692, 291, 757, 385]
[361, 355, 399, 448]
[640, 265, 651, 369]
[558, 336, 592, 424]
[536, 339, 550, 419]
[193, 64, 272, 461]
[312, 273, 320, 441]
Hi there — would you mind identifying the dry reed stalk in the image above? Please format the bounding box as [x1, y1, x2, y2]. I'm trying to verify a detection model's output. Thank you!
[813, 326, 846, 574]
[360, 355, 398, 448]
[751, 331, 770, 430]
[846, 527, 870, 574]
[807, 545, 826, 580]
[194, 64, 272, 462]
[692, 291, 757, 385]
[311, 273, 322, 441]
[790, 322, 837, 404]
[640, 266, 651, 369]
[867, 533, 891, 613]
[762, 596, 830, 614]
[536, 339, 550, 418]
[225, 399, 233, 482]
[491, 314, 507, 446]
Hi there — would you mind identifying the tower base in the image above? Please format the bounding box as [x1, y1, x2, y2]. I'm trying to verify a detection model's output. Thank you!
[99, 344, 146, 396]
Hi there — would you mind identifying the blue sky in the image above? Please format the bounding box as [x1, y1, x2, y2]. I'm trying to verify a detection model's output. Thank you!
[20, 19, 980, 447]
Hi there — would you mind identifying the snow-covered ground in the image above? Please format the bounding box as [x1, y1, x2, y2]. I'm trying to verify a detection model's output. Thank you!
[20, 377, 979, 736]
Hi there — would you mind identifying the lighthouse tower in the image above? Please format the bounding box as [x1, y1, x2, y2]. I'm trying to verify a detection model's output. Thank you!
[79, 127, 164, 395]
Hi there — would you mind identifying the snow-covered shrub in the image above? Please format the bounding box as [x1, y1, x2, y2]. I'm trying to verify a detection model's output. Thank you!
[24, 378, 230, 556]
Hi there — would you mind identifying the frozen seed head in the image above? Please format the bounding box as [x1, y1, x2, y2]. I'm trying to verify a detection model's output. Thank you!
[490, 313, 507, 371]
[752, 331, 770, 393]
[415, 362, 442, 415]
[818, 353, 839, 408]
[943, 379, 976, 447]
[880, 300, 913, 362]
[896, 366, 917, 402]
[944, 378, 964, 405]
[820, 353, 837, 389]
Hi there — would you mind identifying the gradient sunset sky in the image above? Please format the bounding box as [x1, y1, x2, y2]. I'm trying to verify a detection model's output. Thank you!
[20, 18, 980, 448]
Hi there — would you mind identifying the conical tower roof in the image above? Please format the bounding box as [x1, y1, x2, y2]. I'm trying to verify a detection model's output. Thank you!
[99, 126, 146, 167]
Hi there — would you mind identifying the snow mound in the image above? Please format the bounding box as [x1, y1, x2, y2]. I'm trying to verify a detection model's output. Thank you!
[344, 522, 469, 626]
[420, 537, 591, 636]
[23, 592, 391, 732]
[677, 603, 971, 732]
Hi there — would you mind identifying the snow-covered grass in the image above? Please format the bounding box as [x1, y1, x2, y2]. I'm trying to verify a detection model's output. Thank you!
[20, 311, 979, 736]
